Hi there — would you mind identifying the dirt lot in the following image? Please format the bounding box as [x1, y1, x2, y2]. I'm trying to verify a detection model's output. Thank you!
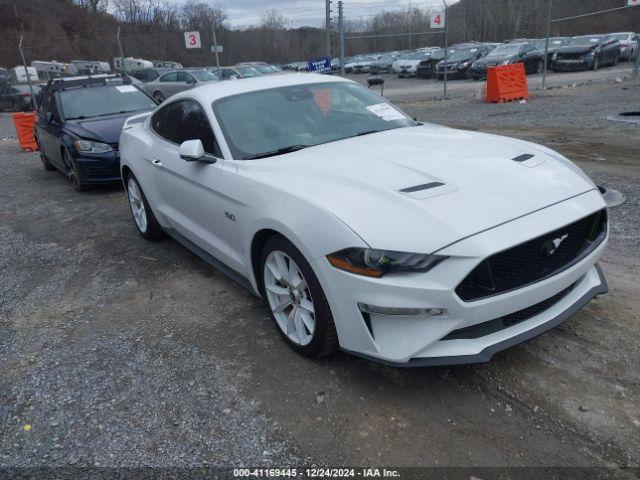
[1, 78, 639, 476]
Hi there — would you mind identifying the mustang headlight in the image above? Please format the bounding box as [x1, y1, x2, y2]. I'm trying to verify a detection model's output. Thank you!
[74, 139, 113, 154]
[327, 248, 447, 278]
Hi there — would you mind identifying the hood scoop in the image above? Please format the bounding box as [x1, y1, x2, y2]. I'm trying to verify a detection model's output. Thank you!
[398, 180, 458, 200]
[512, 153, 545, 168]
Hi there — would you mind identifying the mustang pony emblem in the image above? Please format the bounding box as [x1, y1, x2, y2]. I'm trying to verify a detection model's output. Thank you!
[541, 234, 569, 256]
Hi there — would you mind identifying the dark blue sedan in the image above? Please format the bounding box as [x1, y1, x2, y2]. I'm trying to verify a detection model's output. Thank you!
[35, 75, 157, 191]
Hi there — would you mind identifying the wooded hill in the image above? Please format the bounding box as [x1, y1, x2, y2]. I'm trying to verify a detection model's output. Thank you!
[0, 0, 638, 69]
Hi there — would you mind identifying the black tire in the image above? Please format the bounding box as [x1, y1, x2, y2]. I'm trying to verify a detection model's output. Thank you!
[152, 91, 165, 103]
[260, 235, 338, 359]
[36, 137, 55, 171]
[613, 53, 620, 66]
[64, 149, 87, 192]
[125, 172, 163, 240]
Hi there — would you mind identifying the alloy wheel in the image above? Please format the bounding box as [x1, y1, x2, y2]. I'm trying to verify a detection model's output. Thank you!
[127, 177, 148, 233]
[263, 250, 316, 346]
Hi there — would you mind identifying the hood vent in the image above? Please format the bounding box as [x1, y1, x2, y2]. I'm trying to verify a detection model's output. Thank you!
[512, 154, 535, 163]
[511, 153, 545, 168]
[400, 182, 445, 193]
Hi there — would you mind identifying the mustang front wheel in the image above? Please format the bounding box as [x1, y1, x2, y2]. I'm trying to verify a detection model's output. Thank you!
[261, 235, 338, 358]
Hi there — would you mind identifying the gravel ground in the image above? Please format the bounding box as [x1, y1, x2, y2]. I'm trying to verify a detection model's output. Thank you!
[0, 78, 639, 476]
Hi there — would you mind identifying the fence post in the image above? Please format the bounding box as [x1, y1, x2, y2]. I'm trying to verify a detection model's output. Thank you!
[443, 1, 449, 100]
[326, 0, 332, 59]
[18, 31, 37, 111]
[542, 0, 552, 90]
[117, 27, 126, 75]
[635, 36, 640, 77]
[338, 1, 345, 77]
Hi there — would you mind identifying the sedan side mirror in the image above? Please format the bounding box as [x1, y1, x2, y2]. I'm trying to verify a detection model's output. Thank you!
[179, 139, 216, 164]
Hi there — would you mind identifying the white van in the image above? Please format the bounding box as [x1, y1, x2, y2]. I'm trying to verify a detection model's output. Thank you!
[10, 66, 39, 84]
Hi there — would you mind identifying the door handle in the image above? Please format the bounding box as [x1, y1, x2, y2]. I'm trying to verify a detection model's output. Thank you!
[152, 158, 162, 167]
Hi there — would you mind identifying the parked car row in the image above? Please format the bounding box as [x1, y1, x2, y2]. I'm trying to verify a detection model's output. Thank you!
[351, 31, 636, 82]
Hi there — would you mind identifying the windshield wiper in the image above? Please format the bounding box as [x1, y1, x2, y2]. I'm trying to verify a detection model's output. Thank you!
[243, 144, 310, 160]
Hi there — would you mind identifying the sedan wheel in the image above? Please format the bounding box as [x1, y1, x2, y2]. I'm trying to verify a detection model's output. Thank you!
[261, 236, 338, 358]
[592, 57, 599, 71]
[537, 60, 544, 74]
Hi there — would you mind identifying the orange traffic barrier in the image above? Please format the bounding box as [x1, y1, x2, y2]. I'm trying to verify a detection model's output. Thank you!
[12, 111, 38, 151]
[485, 63, 529, 104]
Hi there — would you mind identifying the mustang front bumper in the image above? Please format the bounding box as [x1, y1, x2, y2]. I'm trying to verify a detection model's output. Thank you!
[312, 189, 608, 366]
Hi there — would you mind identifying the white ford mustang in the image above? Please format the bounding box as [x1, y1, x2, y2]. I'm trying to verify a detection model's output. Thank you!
[119, 73, 610, 366]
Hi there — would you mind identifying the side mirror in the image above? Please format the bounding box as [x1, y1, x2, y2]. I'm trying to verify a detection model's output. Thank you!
[179, 139, 216, 164]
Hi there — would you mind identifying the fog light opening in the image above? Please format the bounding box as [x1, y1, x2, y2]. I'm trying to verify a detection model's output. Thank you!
[358, 303, 446, 317]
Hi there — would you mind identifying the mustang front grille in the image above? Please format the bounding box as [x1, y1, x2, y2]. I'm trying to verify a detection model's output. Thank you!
[444, 282, 577, 340]
[455, 209, 607, 302]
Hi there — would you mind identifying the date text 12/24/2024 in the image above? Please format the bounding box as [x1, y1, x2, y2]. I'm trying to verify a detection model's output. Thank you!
[233, 468, 401, 478]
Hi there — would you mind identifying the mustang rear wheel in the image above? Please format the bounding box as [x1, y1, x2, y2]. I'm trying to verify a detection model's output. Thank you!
[125, 174, 162, 240]
[261, 235, 338, 358]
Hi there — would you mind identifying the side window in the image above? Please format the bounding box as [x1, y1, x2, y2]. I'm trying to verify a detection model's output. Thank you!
[161, 72, 178, 82]
[176, 71, 193, 83]
[159, 100, 220, 156]
[151, 106, 166, 137]
[221, 69, 234, 80]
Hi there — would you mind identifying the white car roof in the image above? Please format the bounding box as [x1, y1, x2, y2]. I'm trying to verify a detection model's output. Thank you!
[172, 73, 351, 103]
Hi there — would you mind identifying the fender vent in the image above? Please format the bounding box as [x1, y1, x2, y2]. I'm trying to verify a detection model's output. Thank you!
[399, 182, 445, 193]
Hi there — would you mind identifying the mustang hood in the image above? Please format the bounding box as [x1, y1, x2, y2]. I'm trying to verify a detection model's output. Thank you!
[64, 110, 153, 145]
[251, 126, 597, 253]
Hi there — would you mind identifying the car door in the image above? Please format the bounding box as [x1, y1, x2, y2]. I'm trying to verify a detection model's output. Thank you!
[145, 98, 244, 271]
[158, 71, 179, 97]
[175, 71, 196, 94]
[35, 90, 64, 169]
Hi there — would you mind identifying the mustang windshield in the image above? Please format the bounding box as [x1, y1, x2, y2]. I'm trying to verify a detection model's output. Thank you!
[214, 82, 416, 160]
[60, 85, 156, 120]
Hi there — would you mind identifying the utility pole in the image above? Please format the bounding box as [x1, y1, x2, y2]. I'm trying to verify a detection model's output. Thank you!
[117, 27, 126, 74]
[338, 1, 345, 76]
[18, 27, 36, 110]
[325, 0, 332, 58]
[212, 23, 221, 76]
[542, 0, 552, 90]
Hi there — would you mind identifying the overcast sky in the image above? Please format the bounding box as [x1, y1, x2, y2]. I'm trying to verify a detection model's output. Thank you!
[206, 0, 456, 27]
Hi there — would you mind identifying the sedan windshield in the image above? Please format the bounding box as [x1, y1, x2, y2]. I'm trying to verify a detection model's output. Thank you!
[214, 82, 417, 160]
[488, 44, 522, 56]
[60, 84, 156, 120]
[448, 48, 479, 61]
[569, 36, 604, 46]
[610, 33, 631, 41]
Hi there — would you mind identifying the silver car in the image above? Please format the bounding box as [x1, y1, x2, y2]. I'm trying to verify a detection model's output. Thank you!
[144, 69, 218, 103]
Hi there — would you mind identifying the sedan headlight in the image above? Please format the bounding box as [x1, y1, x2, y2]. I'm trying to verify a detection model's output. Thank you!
[74, 139, 113, 154]
[459, 61, 471, 68]
[501, 59, 512, 65]
[552, 52, 558, 60]
[327, 248, 446, 278]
